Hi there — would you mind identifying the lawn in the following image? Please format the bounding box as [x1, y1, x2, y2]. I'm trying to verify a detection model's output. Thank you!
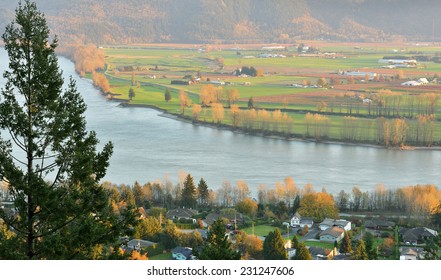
[242, 225, 279, 237]
[149, 252, 172, 260]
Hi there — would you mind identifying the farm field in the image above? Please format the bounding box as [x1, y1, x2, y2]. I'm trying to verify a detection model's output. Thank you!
[99, 41, 441, 147]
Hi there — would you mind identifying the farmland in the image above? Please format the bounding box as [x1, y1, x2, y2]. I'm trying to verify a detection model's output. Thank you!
[97, 41, 441, 147]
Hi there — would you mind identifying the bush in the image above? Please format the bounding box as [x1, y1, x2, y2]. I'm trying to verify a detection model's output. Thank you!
[144, 243, 165, 257]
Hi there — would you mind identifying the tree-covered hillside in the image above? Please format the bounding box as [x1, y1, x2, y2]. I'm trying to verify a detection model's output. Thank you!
[0, 0, 440, 45]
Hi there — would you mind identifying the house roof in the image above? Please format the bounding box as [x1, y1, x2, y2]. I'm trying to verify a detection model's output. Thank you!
[204, 212, 244, 225]
[308, 246, 331, 257]
[300, 217, 314, 224]
[172, 247, 193, 259]
[167, 208, 198, 219]
[127, 239, 156, 248]
[365, 219, 395, 229]
[320, 227, 345, 238]
[399, 247, 423, 256]
[402, 227, 438, 241]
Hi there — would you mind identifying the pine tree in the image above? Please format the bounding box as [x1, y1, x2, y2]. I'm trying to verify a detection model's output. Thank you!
[164, 88, 172, 102]
[197, 178, 209, 206]
[128, 87, 135, 100]
[0, 0, 135, 259]
[248, 96, 254, 109]
[339, 231, 352, 255]
[263, 228, 287, 260]
[291, 234, 300, 250]
[294, 242, 312, 260]
[195, 219, 241, 260]
[181, 174, 197, 208]
[353, 239, 369, 260]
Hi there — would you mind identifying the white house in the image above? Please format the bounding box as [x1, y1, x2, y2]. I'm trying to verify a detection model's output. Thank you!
[417, 78, 429, 84]
[319, 227, 345, 243]
[290, 212, 301, 227]
[401, 81, 421, 86]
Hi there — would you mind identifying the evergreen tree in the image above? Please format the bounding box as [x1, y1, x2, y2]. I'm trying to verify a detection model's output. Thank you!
[195, 219, 241, 260]
[292, 195, 301, 215]
[248, 96, 254, 109]
[291, 235, 300, 250]
[294, 241, 312, 260]
[128, 87, 135, 100]
[181, 174, 197, 208]
[164, 87, 172, 102]
[363, 231, 377, 260]
[197, 178, 209, 206]
[263, 228, 287, 260]
[353, 239, 369, 260]
[0, 0, 135, 259]
[339, 231, 352, 255]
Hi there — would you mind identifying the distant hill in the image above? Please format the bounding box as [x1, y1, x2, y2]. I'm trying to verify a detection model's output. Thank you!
[1, 0, 440, 45]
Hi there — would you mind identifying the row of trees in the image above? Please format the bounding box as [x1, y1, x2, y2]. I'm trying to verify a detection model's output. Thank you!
[73, 44, 105, 76]
[335, 185, 441, 222]
[91, 71, 110, 94]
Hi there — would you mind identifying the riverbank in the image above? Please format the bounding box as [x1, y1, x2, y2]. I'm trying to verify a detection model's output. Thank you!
[112, 99, 441, 151]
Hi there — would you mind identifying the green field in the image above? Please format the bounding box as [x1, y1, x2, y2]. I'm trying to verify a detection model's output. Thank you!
[99, 42, 441, 147]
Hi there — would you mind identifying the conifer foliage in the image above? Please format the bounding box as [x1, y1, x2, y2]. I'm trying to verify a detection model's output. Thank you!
[0, 1, 135, 259]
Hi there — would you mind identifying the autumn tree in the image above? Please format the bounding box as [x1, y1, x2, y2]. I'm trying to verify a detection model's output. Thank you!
[91, 71, 110, 93]
[236, 198, 258, 218]
[195, 219, 241, 260]
[133, 216, 162, 241]
[225, 88, 239, 107]
[211, 103, 224, 124]
[0, 0, 135, 259]
[298, 191, 338, 222]
[192, 104, 202, 121]
[230, 104, 241, 127]
[179, 90, 190, 114]
[73, 44, 105, 75]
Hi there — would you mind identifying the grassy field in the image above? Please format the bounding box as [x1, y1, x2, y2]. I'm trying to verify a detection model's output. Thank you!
[100, 41, 441, 147]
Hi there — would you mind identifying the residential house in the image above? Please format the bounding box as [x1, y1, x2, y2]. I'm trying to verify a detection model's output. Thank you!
[400, 227, 438, 245]
[399, 247, 424, 260]
[172, 247, 194, 260]
[167, 208, 198, 223]
[319, 218, 351, 231]
[299, 217, 314, 229]
[126, 239, 156, 252]
[290, 212, 301, 227]
[319, 227, 345, 243]
[308, 246, 334, 260]
[364, 219, 395, 230]
[287, 248, 296, 259]
[203, 212, 244, 227]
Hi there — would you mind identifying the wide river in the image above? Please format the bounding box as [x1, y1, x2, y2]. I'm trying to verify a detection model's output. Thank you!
[1, 48, 440, 195]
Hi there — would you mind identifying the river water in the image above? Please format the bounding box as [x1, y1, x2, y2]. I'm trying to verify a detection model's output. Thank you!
[1, 48, 440, 195]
